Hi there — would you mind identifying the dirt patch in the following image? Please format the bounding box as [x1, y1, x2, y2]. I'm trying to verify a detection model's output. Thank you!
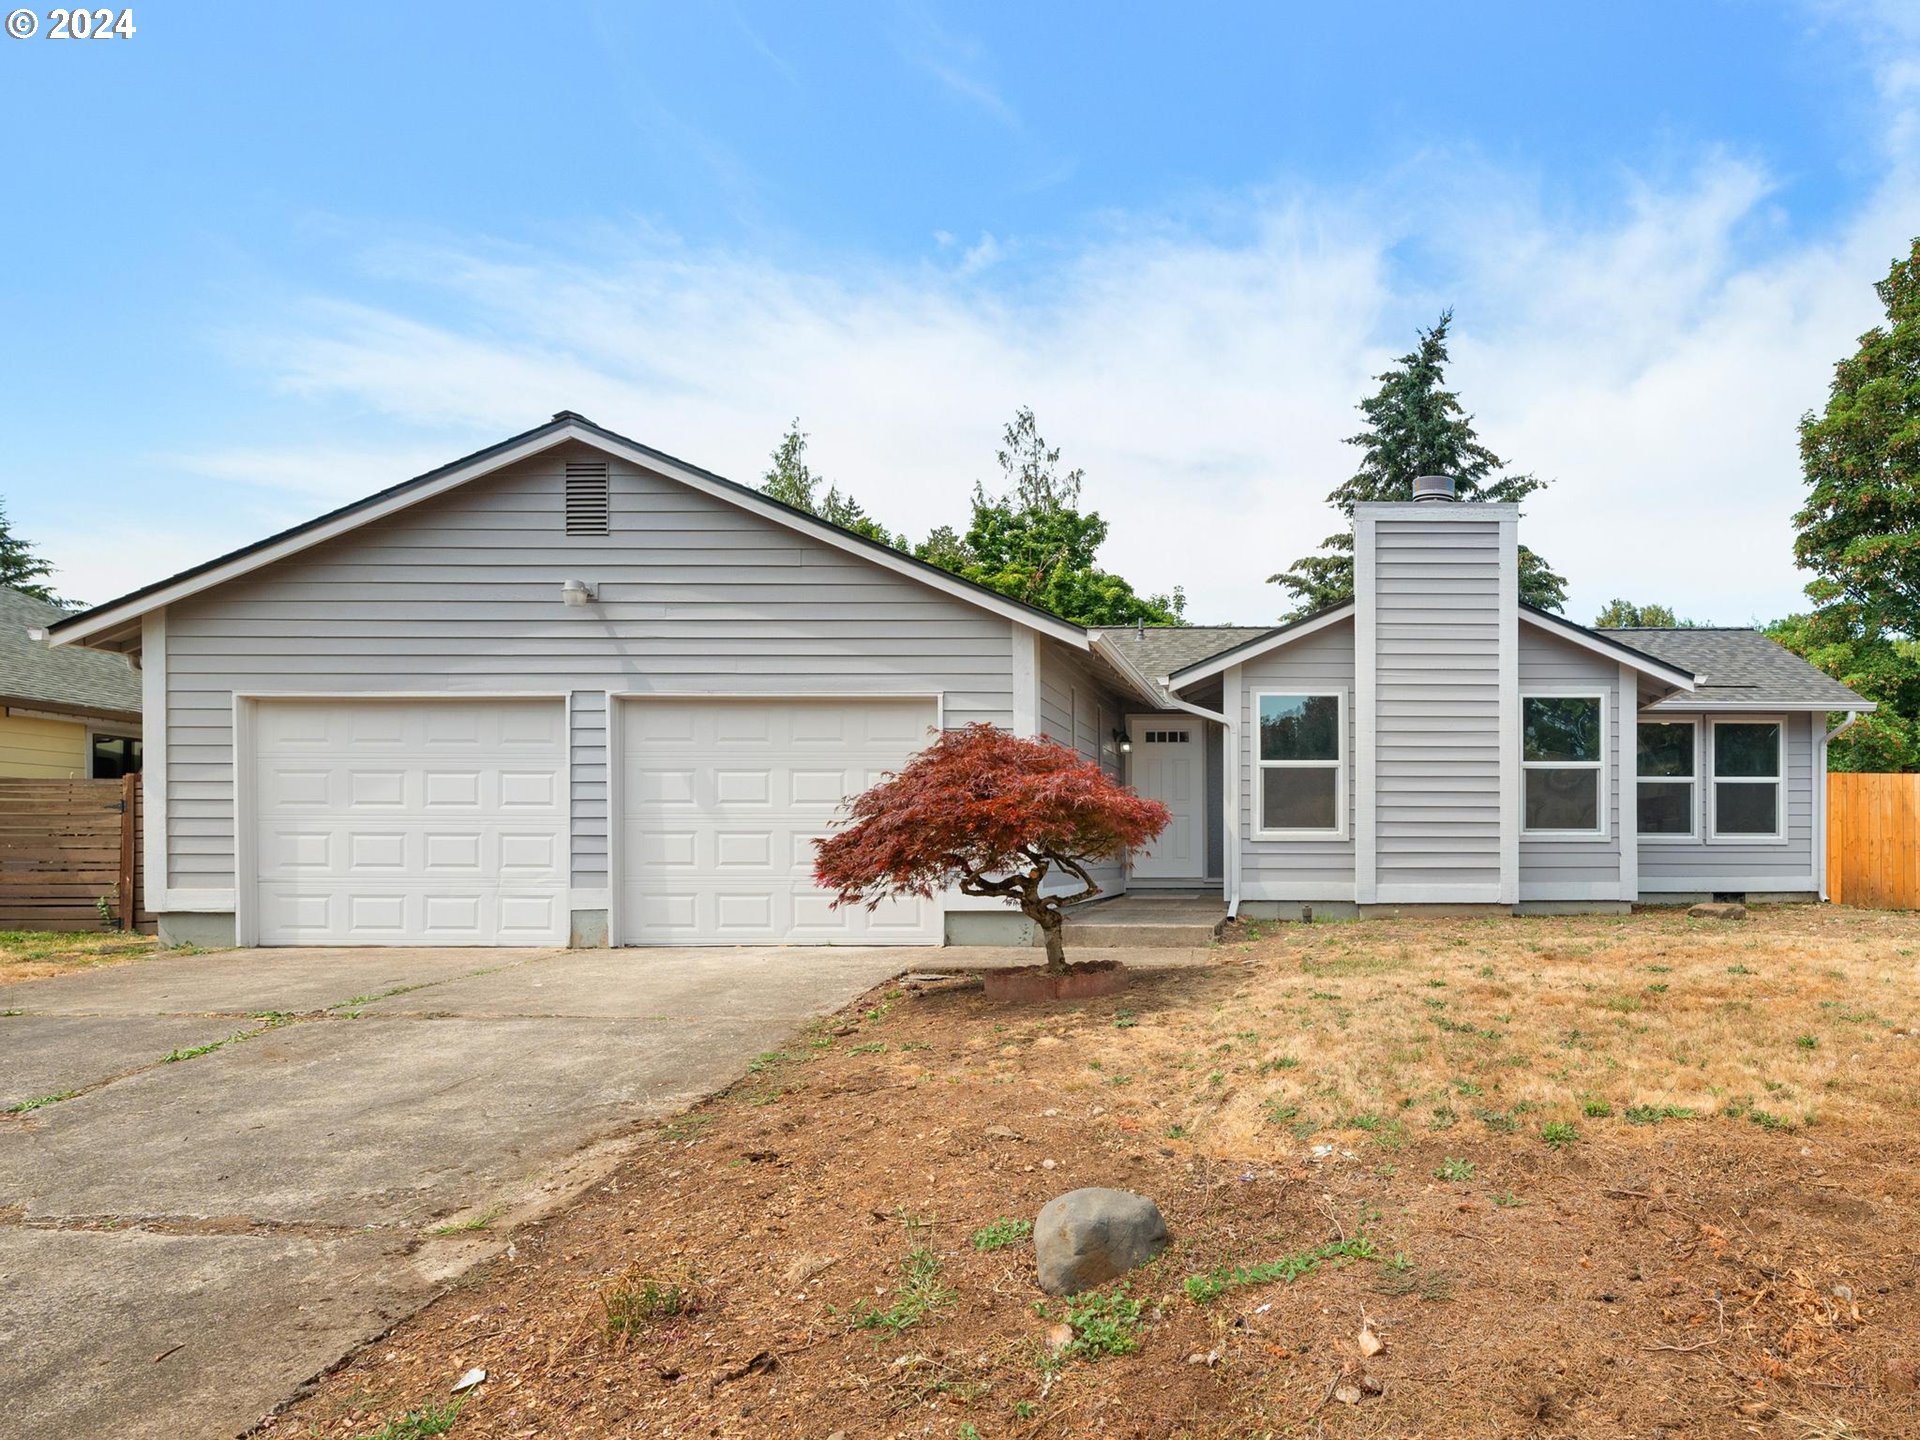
[270, 909, 1920, 1439]
[0, 930, 159, 984]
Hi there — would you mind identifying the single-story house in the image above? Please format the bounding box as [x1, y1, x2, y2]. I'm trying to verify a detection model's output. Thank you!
[47, 414, 1872, 947]
[0, 586, 142, 778]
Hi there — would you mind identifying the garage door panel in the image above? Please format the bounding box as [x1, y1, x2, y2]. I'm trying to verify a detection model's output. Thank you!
[619, 698, 940, 945]
[252, 699, 568, 947]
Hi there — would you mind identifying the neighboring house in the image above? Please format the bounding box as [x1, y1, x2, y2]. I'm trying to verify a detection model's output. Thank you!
[0, 587, 142, 778]
[47, 415, 1872, 948]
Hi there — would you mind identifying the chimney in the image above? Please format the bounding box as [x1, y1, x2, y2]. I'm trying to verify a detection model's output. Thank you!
[1352, 492, 1520, 908]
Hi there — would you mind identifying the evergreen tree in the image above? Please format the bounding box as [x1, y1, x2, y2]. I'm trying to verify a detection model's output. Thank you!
[1269, 311, 1566, 616]
[0, 499, 62, 605]
[934, 407, 1185, 627]
[758, 420, 906, 549]
[1774, 237, 1920, 770]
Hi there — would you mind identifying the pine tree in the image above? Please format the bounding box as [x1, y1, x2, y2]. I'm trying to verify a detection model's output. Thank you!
[1269, 311, 1566, 616]
[0, 499, 62, 605]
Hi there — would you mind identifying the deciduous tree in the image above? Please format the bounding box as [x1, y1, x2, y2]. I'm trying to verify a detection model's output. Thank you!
[813, 724, 1169, 973]
[1776, 238, 1920, 771]
[1593, 599, 1699, 628]
[759, 419, 906, 549]
[929, 408, 1187, 627]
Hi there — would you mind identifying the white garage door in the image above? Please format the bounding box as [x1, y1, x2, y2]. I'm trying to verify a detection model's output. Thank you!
[619, 697, 940, 945]
[251, 698, 569, 946]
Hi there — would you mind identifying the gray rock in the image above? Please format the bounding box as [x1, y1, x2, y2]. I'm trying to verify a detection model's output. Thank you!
[1688, 902, 1748, 920]
[1033, 1187, 1169, 1296]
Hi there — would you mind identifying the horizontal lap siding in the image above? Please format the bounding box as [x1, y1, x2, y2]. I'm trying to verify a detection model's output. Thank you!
[164, 444, 1014, 890]
[1372, 520, 1503, 893]
[1038, 638, 1129, 898]
[1240, 619, 1356, 894]
[1518, 627, 1623, 894]
[1639, 712, 1816, 889]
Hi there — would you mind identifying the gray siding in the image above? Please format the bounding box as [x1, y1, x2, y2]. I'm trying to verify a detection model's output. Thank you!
[569, 690, 608, 889]
[1038, 637, 1129, 898]
[1638, 711, 1817, 892]
[1368, 514, 1505, 895]
[1238, 618, 1357, 898]
[162, 441, 1015, 890]
[1518, 626, 1623, 897]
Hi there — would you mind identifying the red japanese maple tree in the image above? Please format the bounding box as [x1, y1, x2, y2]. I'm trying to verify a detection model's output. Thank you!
[813, 723, 1170, 973]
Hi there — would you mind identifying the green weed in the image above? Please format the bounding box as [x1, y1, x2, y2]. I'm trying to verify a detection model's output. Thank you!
[6, 1089, 79, 1113]
[1182, 1237, 1376, 1305]
[970, 1217, 1032, 1252]
[356, 1403, 462, 1440]
[1540, 1120, 1579, 1149]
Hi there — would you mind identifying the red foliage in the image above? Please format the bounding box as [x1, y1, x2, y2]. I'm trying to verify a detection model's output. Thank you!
[813, 724, 1169, 969]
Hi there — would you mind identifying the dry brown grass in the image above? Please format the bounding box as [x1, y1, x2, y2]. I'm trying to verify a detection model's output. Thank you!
[0, 928, 158, 983]
[278, 906, 1920, 1440]
[1090, 906, 1920, 1157]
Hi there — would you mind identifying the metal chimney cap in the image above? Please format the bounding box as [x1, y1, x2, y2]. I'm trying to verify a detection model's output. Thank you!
[1411, 475, 1457, 503]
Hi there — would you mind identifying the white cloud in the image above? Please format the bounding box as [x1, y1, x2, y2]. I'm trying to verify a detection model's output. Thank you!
[178, 156, 1915, 627]
[58, 8, 1920, 629]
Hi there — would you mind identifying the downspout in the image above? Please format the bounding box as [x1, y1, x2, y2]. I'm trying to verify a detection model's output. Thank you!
[1087, 634, 1240, 918]
[1818, 711, 1863, 902]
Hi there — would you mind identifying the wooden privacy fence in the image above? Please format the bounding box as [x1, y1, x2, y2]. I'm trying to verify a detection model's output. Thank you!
[1827, 772, 1920, 910]
[0, 776, 148, 933]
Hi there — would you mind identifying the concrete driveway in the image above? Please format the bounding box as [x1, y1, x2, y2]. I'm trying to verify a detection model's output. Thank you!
[0, 943, 938, 1440]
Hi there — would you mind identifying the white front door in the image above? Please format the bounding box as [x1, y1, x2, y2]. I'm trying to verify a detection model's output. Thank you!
[251, 698, 570, 946]
[618, 697, 942, 945]
[1128, 717, 1204, 880]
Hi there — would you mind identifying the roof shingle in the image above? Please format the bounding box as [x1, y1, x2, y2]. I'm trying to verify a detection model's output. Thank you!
[0, 588, 141, 717]
[1598, 627, 1871, 710]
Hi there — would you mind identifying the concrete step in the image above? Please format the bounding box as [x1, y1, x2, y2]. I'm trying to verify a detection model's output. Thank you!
[1059, 920, 1222, 947]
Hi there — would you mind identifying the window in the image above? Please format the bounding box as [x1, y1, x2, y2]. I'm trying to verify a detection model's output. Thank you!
[1142, 729, 1190, 744]
[1711, 720, 1783, 839]
[90, 734, 141, 779]
[1255, 692, 1344, 835]
[1636, 720, 1697, 838]
[1522, 696, 1605, 835]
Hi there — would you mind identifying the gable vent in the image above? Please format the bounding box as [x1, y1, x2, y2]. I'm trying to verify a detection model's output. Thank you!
[565, 459, 611, 536]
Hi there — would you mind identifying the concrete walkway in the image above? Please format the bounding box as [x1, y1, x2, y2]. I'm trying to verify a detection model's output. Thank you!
[0, 944, 939, 1440]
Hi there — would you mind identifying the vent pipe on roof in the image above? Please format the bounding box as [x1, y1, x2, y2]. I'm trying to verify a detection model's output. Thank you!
[1412, 475, 1457, 503]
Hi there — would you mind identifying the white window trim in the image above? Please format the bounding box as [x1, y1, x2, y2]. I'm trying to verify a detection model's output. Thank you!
[1635, 716, 1701, 843]
[1521, 692, 1609, 840]
[1709, 715, 1788, 845]
[1252, 689, 1348, 841]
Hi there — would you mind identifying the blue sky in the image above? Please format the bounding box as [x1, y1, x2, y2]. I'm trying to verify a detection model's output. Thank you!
[3, 1, 1918, 623]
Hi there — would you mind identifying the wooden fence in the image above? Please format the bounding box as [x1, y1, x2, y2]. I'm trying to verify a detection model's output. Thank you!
[1827, 772, 1920, 910]
[0, 776, 150, 933]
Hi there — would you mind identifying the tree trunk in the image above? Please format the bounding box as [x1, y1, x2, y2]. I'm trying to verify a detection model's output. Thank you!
[1038, 912, 1067, 974]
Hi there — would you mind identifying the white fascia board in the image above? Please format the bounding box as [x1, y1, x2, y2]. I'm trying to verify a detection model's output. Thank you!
[1644, 698, 1877, 713]
[1087, 633, 1170, 708]
[51, 421, 1093, 652]
[1166, 604, 1356, 690]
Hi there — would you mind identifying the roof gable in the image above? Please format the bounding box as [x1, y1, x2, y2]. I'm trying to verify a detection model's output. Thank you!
[49, 413, 1091, 651]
